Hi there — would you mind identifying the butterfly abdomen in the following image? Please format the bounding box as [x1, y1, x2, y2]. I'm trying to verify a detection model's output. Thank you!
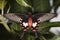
[28, 17, 33, 27]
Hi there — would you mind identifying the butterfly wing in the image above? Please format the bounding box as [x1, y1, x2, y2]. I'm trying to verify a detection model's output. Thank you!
[33, 13, 57, 23]
[4, 13, 28, 23]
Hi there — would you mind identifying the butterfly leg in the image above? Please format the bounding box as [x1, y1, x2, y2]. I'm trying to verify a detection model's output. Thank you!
[20, 30, 25, 39]
[35, 31, 41, 39]
[20, 27, 28, 39]
[31, 26, 41, 38]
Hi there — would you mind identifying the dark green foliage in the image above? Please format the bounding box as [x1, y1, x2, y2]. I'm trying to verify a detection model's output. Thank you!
[0, 0, 60, 40]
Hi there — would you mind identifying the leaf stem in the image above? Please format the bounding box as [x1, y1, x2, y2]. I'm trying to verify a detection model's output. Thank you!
[0, 15, 11, 32]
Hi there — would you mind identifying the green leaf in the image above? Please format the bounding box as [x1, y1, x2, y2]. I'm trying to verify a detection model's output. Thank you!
[37, 22, 60, 35]
[39, 22, 60, 30]
[54, 0, 60, 8]
[54, 0, 60, 12]
[7, 0, 29, 13]
[26, 34, 35, 40]
[50, 36, 60, 40]
[39, 36, 47, 40]
[16, 0, 32, 8]
[0, 0, 7, 10]
[0, 15, 11, 32]
[11, 22, 21, 31]
[32, 0, 51, 13]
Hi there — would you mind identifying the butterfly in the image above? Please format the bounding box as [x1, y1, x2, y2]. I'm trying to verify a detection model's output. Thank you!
[4, 12, 56, 38]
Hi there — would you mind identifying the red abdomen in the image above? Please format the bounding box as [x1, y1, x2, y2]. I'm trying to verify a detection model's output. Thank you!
[28, 17, 32, 27]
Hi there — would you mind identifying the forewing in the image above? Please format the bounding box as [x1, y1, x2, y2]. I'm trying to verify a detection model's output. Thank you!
[33, 13, 57, 23]
[4, 13, 28, 23]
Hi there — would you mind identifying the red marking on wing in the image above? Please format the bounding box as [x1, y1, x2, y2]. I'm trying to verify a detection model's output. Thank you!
[24, 29, 27, 32]
[32, 29, 36, 32]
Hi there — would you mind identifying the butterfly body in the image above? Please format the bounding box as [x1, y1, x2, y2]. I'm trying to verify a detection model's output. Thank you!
[28, 17, 32, 27]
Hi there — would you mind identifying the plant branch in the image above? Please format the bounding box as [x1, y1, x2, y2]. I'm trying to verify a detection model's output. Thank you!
[0, 15, 11, 32]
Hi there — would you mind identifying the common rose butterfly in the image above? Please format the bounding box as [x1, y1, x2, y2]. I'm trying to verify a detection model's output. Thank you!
[4, 12, 56, 38]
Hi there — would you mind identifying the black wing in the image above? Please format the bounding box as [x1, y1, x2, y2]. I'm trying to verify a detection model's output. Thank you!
[33, 13, 57, 23]
[4, 13, 28, 23]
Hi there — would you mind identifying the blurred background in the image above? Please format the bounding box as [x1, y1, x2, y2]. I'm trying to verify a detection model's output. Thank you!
[0, 0, 60, 40]
[49, 0, 60, 35]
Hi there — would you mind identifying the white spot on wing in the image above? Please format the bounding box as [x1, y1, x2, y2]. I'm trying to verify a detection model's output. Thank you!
[23, 22, 28, 27]
[32, 22, 37, 28]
